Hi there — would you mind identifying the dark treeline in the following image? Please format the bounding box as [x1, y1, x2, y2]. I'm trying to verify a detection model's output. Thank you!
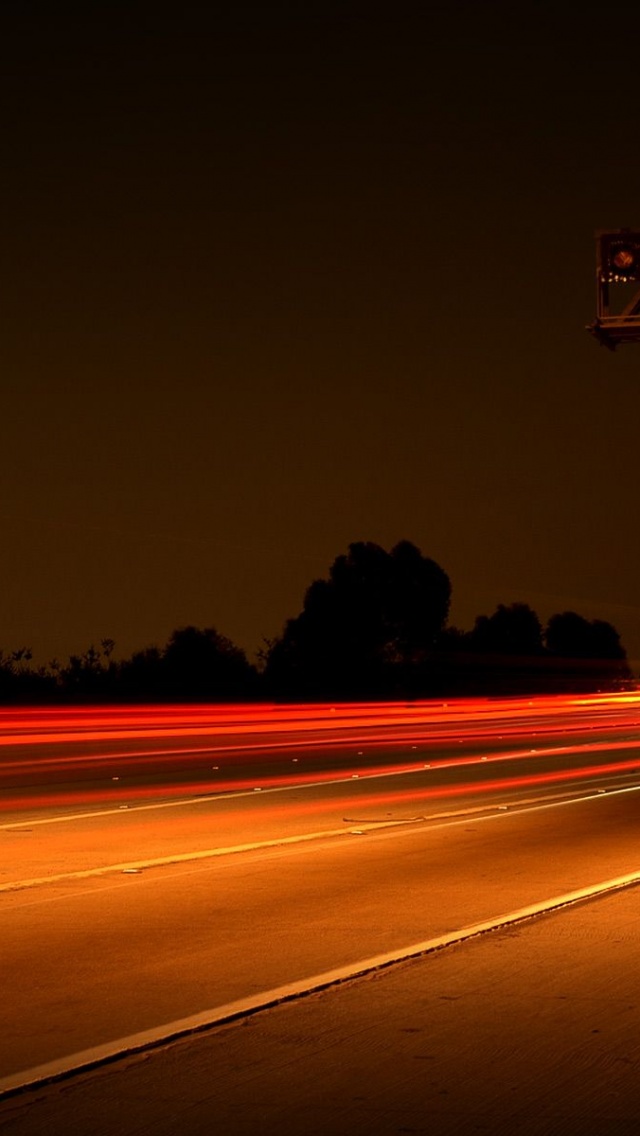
[0, 541, 633, 704]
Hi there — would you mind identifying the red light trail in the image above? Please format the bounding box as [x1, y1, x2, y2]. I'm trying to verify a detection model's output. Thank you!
[1, 693, 640, 815]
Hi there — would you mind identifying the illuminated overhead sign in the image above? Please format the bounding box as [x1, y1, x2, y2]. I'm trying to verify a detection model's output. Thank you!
[588, 229, 640, 349]
[599, 233, 640, 284]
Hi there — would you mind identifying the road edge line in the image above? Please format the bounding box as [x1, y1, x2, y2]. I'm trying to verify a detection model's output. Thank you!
[3, 866, 640, 1101]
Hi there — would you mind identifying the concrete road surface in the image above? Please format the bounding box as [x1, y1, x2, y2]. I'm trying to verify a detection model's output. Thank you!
[4, 787, 640, 1082]
[2, 881, 640, 1136]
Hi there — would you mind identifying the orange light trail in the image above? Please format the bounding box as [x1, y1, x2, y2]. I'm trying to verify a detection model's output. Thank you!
[3, 748, 640, 816]
[0, 692, 635, 746]
[1, 692, 640, 814]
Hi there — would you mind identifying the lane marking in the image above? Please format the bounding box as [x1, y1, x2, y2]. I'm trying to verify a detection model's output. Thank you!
[2, 782, 640, 896]
[343, 783, 624, 823]
[0, 764, 451, 829]
[3, 864, 640, 1101]
[0, 818, 415, 893]
[5, 733, 640, 830]
[0, 758, 481, 831]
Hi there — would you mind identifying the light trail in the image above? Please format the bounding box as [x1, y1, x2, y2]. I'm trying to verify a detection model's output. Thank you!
[3, 695, 640, 1102]
[3, 737, 640, 816]
[0, 692, 638, 744]
[1, 693, 640, 813]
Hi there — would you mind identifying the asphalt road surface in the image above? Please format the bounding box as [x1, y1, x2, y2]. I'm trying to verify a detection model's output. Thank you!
[2, 881, 640, 1136]
[2, 693, 640, 1130]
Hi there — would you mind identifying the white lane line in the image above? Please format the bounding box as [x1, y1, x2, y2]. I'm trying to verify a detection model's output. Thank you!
[0, 743, 634, 832]
[0, 818, 415, 893]
[5, 735, 640, 831]
[3, 782, 640, 895]
[3, 865, 640, 1101]
[0, 765, 435, 830]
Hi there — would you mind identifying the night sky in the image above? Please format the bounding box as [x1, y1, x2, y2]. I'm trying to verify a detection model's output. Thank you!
[3, 0, 640, 671]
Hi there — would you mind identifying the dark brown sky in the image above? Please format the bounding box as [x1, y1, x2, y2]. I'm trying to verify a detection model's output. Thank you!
[3, 0, 640, 669]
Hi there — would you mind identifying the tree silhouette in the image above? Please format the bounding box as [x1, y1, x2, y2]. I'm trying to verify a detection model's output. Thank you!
[0, 551, 632, 703]
[443, 604, 632, 694]
[545, 611, 631, 691]
[263, 540, 451, 699]
[0, 647, 56, 703]
[56, 640, 118, 700]
[115, 646, 164, 701]
[445, 603, 547, 694]
[161, 625, 257, 701]
[468, 603, 544, 658]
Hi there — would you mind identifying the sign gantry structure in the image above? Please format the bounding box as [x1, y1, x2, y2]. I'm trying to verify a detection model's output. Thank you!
[588, 229, 640, 350]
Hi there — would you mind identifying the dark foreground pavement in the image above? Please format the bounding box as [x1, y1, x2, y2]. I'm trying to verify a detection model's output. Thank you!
[2, 882, 640, 1136]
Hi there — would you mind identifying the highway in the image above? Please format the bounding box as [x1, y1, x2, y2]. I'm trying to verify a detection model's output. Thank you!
[3, 692, 640, 1123]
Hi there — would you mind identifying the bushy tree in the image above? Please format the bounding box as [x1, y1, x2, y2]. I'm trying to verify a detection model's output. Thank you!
[0, 647, 56, 703]
[160, 625, 257, 701]
[468, 603, 544, 658]
[53, 628, 257, 702]
[545, 611, 624, 659]
[443, 603, 547, 694]
[544, 611, 631, 691]
[263, 540, 451, 699]
[55, 639, 118, 700]
[114, 646, 164, 701]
